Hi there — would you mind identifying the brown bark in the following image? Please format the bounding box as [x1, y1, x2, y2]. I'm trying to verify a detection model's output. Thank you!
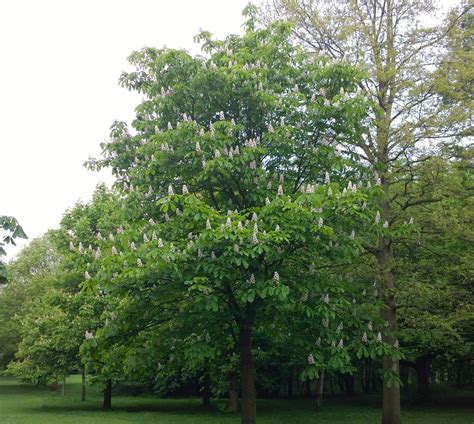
[239, 325, 256, 424]
[202, 372, 211, 407]
[228, 372, 239, 412]
[315, 370, 325, 411]
[103, 380, 112, 410]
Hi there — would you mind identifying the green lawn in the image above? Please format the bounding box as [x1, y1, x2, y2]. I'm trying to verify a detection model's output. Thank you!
[0, 375, 472, 423]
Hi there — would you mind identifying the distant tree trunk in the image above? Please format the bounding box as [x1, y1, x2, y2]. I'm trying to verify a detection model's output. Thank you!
[414, 357, 431, 401]
[287, 366, 293, 398]
[81, 367, 86, 401]
[344, 374, 355, 395]
[239, 324, 256, 424]
[103, 380, 112, 410]
[202, 372, 211, 407]
[363, 359, 371, 393]
[315, 370, 325, 411]
[228, 372, 239, 412]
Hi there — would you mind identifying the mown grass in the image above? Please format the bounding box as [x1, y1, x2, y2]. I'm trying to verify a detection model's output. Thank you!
[0, 375, 472, 423]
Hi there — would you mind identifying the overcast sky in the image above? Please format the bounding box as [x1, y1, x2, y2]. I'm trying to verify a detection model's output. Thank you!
[1, 0, 262, 259]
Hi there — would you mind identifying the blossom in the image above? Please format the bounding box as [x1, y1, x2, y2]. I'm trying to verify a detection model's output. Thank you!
[109, 233, 115, 241]
[84, 271, 91, 280]
[206, 219, 212, 230]
[198, 249, 203, 258]
[85, 331, 94, 340]
[383, 221, 389, 228]
[336, 322, 343, 334]
[272, 271, 280, 284]
[168, 184, 174, 196]
[249, 274, 255, 284]
[237, 221, 243, 230]
[143, 233, 149, 243]
[149, 218, 155, 225]
[327, 187, 332, 196]
[111, 246, 118, 255]
[155, 126, 160, 134]
[226, 217, 232, 229]
[362, 332, 368, 343]
[95, 247, 102, 260]
[268, 123, 274, 133]
[157, 238, 164, 248]
[394, 340, 400, 349]
[350, 230, 355, 240]
[325, 172, 330, 184]
[211, 251, 216, 260]
[322, 293, 330, 304]
[318, 217, 324, 227]
[167, 122, 173, 130]
[182, 185, 189, 195]
[375, 211, 381, 224]
[78, 242, 84, 254]
[368, 321, 373, 330]
[117, 226, 124, 234]
[277, 185, 284, 196]
[308, 354, 315, 365]
[214, 149, 221, 159]
[234, 244, 240, 253]
[300, 292, 308, 302]
[130, 242, 137, 251]
[337, 339, 344, 349]
[96, 232, 103, 240]
[199, 128, 205, 137]
[316, 337, 321, 346]
[252, 228, 259, 245]
[267, 181, 272, 189]
[249, 160, 257, 169]
[376, 332, 383, 343]
[409, 217, 414, 225]
[69, 241, 75, 251]
[219, 111, 225, 120]
[137, 258, 143, 267]
[322, 318, 329, 328]
[251, 212, 258, 222]
[275, 224, 280, 231]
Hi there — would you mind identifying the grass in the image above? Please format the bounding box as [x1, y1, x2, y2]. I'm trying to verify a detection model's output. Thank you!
[0, 375, 472, 423]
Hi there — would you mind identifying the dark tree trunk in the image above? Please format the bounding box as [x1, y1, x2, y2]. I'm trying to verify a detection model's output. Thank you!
[239, 325, 256, 424]
[315, 370, 325, 411]
[287, 366, 293, 398]
[81, 367, 86, 401]
[400, 365, 409, 394]
[103, 380, 112, 410]
[228, 372, 239, 412]
[344, 374, 355, 396]
[202, 372, 211, 407]
[414, 357, 431, 401]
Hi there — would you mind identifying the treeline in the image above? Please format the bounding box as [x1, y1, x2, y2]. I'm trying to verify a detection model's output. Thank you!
[0, 3, 472, 424]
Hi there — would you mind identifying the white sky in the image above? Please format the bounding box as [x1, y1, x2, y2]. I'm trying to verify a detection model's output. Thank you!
[1, 0, 261, 260]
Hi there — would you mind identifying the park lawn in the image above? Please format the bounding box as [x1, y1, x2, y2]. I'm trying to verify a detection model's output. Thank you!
[0, 375, 472, 424]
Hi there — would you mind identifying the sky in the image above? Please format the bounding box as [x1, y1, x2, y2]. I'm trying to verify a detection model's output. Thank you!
[1, 0, 261, 260]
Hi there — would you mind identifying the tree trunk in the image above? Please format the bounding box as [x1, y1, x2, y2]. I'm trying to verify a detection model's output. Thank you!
[287, 366, 293, 398]
[81, 367, 86, 401]
[202, 372, 211, 407]
[414, 357, 431, 401]
[103, 380, 112, 410]
[228, 372, 239, 412]
[344, 374, 355, 396]
[239, 325, 256, 424]
[378, 232, 401, 424]
[315, 370, 325, 411]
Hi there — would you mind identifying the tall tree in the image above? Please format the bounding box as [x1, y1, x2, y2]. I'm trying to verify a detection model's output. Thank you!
[0, 216, 27, 283]
[85, 8, 391, 423]
[263, 1, 473, 422]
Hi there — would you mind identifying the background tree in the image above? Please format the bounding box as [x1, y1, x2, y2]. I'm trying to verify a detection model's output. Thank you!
[0, 216, 27, 283]
[262, 2, 473, 422]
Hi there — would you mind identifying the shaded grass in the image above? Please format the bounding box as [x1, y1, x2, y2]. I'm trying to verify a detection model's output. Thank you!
[0, 376, 472, 423]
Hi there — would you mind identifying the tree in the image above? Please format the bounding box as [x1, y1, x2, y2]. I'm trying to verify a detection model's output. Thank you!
[84, 9, 398, 423]
[0, 215, 27, 282]
[0, 234, 56, 370]
[262, 1, 473, 422]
